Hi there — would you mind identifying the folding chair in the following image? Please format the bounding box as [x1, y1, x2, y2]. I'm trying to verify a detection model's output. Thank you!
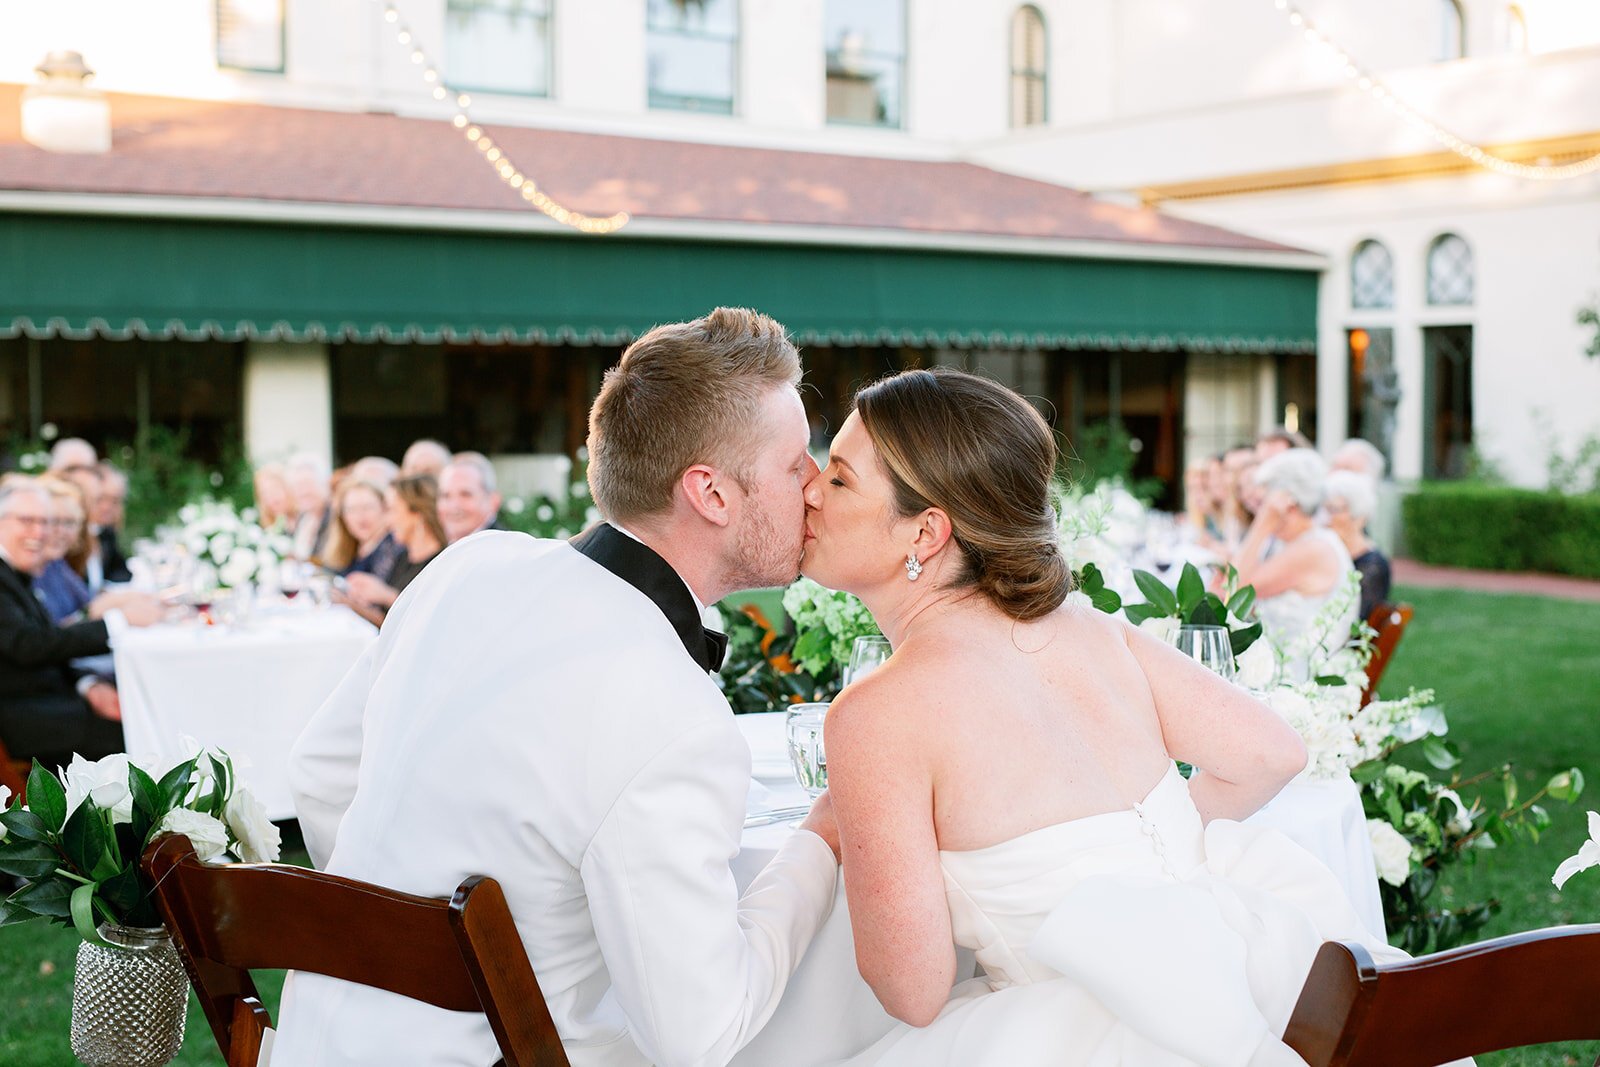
[1360, 602, 1413, 707]
[142, 834, 571, 1067]
[1283, 925, 1600, 1066]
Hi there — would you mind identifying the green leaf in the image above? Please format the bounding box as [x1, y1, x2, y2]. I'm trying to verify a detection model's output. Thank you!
[1122, 602, 1162, 626]
[1088, 587, 1122, 615]
[127, 764, 161, 822]
[1313, 674, 1348, 687]
[1227, 622, 1262, 658]
[1422, 737, 1461, 771]
[0, 807, 53, 843]
[1352, 761, 1386, 785]
[97, 865, 142, 918]
[1547, 768, 1586, 803]
[1502, 774, 1519, 811]
[26, 761, 67, 833]
[70, 883, 112, 947]
[60, 803, 109, 881]
[1175, 564, 1204, 616]
[157, 758, 197, 811]
[1529, 804, 1551, 831]
[1076, 564, 1105, 594]
[1131, 570, 1178, 616]
[13, 877, 74, 919]
[1226, 585, 1256, 621]
[1189, 598, 1221, 627]
[0, 841, 63, 879]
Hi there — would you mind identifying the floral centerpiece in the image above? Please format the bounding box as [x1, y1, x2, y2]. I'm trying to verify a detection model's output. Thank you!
[499, 479, 603, 540]
[0, 750, 280, 1066]
[176, 500, 293, 590]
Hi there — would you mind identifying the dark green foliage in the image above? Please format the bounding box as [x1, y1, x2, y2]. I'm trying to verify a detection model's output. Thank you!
[1402, 484, 1600, 579]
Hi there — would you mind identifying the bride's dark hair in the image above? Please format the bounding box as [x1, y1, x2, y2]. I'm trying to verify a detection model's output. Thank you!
[853, 367, 1071, 622]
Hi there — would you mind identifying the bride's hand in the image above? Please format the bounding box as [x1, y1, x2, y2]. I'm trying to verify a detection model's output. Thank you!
[800, 791, 842, 863]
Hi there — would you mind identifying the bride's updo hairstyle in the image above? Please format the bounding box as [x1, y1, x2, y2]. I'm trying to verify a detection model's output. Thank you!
[854, 367, 1071, 622]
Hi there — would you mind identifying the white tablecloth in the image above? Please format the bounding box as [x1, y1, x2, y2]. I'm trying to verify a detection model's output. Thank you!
[113, 606, 377, 820]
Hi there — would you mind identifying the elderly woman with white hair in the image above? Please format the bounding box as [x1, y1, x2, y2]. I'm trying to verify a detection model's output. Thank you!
[1228, 447, 1356, 681]
[1323, 469, 1391, 621]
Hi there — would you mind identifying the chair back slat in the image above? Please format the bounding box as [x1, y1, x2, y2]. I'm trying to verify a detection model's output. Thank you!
[1360, 602, 1413, 707]
[1286, 925, 1600, 1066]
[143, 834, 571, 1067]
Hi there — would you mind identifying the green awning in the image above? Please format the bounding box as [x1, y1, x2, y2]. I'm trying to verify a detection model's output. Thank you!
[1, 212, 1318, 352]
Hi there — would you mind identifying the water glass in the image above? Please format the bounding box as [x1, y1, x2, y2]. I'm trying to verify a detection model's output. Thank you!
[786, 702, 830, 798]
[1169, 624, 1236, 680]
[843, 635, 892, 687]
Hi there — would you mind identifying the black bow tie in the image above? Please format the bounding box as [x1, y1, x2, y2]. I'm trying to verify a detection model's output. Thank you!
[703, 627, 728, 673]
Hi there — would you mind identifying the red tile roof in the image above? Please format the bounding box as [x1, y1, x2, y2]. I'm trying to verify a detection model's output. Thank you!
[0, 84, 1304, 253]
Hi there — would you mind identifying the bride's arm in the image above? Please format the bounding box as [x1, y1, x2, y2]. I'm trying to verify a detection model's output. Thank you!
[825, 682, 958, 1028]
[1123, 621, 1307, 822]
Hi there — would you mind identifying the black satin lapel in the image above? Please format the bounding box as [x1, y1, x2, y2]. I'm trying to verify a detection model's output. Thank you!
[570, 523, 714, 672]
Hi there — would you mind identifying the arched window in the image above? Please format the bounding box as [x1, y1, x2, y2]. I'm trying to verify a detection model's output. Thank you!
[825, 0, 906, 128]
[1010, 6, 1048, 129]
[1437, 0, 1466, 61]
[1426, 234, 1475, 306]
[1350, 240, 1396, 310]
[1505, 4, 1529, 53]
[647, 0, 739, 113]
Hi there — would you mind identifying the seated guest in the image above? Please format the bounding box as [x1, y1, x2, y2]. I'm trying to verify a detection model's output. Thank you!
[1227, 448, 1355, 681]
[1217, 444, 1258, 548]
[1181, 457, 1223, 547]
[438, 451, 502, 544]
[322, 479, 401, 580]
[1324, 469, 1392, 622]
[0, 481, 159, 768]
[92, 462, 132, 583]
[33, 477, 95, 623]
[400, 438, 451, 479]
[253, 462, 293, 530]
[350, 455, 399, 489]
[285, 452, 333, 561]
[338, 474, 444, 626]
[1255, 426, 1313, 462]
[47, 436, 98, 476]
[1331, 437, 1387, 482]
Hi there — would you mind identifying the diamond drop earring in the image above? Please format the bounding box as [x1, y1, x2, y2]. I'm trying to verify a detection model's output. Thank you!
[905, 553, 923, 582]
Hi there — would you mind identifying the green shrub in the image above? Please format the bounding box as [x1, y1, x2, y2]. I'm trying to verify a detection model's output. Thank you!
[1402, 484, 1600, 579]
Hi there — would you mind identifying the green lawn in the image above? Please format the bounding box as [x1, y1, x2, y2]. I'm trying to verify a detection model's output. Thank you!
[3, 584, 1597, 1064]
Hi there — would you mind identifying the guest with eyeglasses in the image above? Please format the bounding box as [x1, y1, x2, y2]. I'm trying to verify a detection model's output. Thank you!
[0, 479, 158, 768]
[31, 477, 161, 627]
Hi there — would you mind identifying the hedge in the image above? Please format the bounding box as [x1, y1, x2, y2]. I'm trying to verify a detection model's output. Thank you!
[1401, 483, 1600, 579]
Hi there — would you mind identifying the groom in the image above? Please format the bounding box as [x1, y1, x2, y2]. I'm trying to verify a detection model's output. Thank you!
[276, 307, 840, 1066]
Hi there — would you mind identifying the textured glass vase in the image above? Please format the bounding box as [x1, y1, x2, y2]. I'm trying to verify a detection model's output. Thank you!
[70, 924, 188, 1067]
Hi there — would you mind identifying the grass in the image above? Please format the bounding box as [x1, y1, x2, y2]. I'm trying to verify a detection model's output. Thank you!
[2, 584, 1597, 1064]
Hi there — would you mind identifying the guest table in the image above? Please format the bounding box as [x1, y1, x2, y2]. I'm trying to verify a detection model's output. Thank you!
[113, 604, 377, 820]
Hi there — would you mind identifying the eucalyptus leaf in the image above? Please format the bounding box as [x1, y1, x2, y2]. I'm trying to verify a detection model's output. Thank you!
[26, 761, 67, 833]
[1131, 570, 1178, 616]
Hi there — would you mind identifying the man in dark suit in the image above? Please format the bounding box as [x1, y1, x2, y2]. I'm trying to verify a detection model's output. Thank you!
[0, 480, 155, 768]
[94, 463, 133, 585]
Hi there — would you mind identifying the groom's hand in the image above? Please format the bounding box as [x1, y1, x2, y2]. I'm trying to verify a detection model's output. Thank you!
[800, 791, 841, 862]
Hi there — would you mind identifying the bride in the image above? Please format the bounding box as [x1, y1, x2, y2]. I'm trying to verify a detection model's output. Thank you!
[799, 368, 1406, 1066]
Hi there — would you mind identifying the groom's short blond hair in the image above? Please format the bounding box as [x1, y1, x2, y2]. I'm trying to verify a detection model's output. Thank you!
[587, 307, 802, 525]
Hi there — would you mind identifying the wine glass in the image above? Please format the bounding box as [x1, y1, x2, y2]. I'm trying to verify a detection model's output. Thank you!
[1168, 624, 1236, 680]
[278, 559, 305, 602]
[786, 702, 829, 798]
[843, 635, 892, 688]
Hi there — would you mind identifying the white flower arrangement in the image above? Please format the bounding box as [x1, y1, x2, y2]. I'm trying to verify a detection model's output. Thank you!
[782, 577, 882, 681]
[178, 499, 293, 589]
[1552, 811, 1600, 890]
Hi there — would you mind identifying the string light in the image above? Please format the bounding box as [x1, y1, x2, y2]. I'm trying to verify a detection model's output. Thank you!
[1271, 1, 1600, 181]
[373, 1, 630, 233]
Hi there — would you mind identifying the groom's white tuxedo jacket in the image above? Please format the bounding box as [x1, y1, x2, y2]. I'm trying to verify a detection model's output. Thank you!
[274, 529, 838, 1066]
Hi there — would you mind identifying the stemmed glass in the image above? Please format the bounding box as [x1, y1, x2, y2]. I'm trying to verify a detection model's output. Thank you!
[842, 635, 892, 688]
[1168, 624, 1236, 680]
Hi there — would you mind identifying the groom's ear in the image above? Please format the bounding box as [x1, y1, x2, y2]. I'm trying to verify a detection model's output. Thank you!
[680, 464, 732, 527]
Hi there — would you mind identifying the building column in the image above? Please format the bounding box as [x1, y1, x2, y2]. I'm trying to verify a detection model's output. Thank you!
[242, 342, 333, 467]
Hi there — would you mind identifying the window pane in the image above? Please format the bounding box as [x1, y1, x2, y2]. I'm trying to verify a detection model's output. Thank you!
[1438, 0, 1465, 60]
[826, 0, 904, 127]
[217, 0, 284, 73]
[1011, 74, 1046, 128]
[647, 11, 737, 114]
[647, 0, 737, 37]
[1426, 234, 1475, 305]
[446, 1, 551, 96]
[1350, 240, 1395, 309]
[1012, 7, 1046, 71]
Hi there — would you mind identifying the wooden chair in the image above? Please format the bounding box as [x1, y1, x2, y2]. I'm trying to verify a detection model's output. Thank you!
[1283, 926, 1600, 1066]
[1360, 601, 1413, 707]
[0, 735, 27, 800]
[142, 834, 571, 1067]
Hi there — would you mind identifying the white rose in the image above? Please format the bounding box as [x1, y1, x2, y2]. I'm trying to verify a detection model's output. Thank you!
[156, 807, 230, 861]
[0, 784, 10, 839]
[208, 532, 234, 562]
[224, 789, 282, 864]
[62, 754, 135, 825]
[1235, 640, 1277, 691]
[1435, 788, 1473, 835]
[1368, 819, 1413, 887]
[178, 504, 199, 524]
[1139, 615, 1180, 644]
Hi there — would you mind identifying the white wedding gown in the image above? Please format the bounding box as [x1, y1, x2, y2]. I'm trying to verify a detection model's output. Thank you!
[833, 763, 1409, 1067]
